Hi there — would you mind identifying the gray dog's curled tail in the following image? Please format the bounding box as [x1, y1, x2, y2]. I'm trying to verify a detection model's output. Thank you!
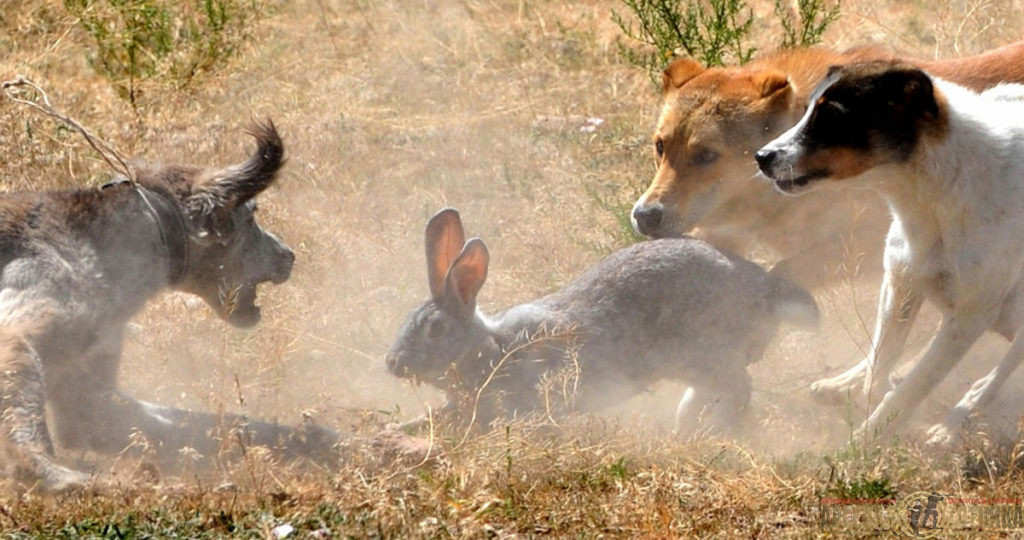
[230, 119, 285, 200]
[185, 119, 285, 221]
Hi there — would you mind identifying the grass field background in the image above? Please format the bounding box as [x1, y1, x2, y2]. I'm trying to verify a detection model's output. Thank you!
[2, 0, 1024, 535]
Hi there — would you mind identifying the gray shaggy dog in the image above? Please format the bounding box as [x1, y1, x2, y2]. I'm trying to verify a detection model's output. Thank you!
[0, 121, 335, 492]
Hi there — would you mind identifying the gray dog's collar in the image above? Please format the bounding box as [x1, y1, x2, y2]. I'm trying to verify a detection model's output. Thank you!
[103, 178, 189, 285]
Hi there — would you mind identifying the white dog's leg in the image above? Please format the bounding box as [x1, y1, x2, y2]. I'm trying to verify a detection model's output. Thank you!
[811, 265, 923, 406]
[925, 330, 1024, 447]
[863, 267, 924, 401]
[856, 314, 989, 440]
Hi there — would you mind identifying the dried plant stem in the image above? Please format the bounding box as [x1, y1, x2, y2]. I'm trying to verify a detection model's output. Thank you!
[2, 75, 135, 183]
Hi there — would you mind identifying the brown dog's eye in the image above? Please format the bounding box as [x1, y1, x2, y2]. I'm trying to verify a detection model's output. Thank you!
[692, 148, 719, 166]
[655, 139, 664, 158]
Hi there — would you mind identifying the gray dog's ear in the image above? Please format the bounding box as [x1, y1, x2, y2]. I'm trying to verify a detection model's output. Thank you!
[185, 120, 284, 240]
[425, 208, 466, 298]
[444, 238, 488, 317]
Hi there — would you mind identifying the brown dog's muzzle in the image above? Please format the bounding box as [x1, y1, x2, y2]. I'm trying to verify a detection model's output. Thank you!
[632, 203, 665, 236]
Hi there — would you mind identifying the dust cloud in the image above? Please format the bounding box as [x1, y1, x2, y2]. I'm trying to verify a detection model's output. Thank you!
[3, 0, 1024, 477]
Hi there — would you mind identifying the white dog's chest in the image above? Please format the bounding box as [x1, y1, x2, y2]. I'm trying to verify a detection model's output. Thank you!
[903, 230, 1024, 325]
[896, 234, 979, 313]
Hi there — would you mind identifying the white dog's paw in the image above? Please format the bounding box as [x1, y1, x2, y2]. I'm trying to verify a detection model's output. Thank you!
[850, 418, 888, 446]
[850, 426, 867, 443]
[924, 406, 974, 450]
[923, 423, 956, 449]
[809, 378, 859, 407]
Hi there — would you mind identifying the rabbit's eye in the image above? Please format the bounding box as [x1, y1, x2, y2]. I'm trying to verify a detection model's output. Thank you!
[425, 317, 446, 338]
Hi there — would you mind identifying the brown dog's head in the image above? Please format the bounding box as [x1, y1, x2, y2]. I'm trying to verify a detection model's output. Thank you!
[140, 120, 294, 328]
[755, 61, 944, 196]
[631, 57, 797, 237]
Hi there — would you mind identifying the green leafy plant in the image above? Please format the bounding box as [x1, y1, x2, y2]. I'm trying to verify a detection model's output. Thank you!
[823, 473, 898, 500]
[583, 183, 645, 254]
[775, 0, 842, 48]
[613, 0, 842, 83]
[63, 0, 265, 105]
[612, 0, 756, 83]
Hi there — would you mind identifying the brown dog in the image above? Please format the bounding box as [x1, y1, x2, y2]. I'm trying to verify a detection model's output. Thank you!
[630, 42, 1024, 289]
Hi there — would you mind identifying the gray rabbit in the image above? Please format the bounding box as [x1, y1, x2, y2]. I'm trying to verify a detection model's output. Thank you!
[386, 208, 818, 436]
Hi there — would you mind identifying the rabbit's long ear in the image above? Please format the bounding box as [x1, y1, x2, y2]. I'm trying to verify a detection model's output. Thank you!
[425, 208, 466, 298]
[444, 238, 489, 316]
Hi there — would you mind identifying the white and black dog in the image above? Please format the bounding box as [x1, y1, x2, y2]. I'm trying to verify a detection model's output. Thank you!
[756, 60, 1024, 445]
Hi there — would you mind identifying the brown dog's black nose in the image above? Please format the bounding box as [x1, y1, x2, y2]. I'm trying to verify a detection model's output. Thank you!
[632, 204, 664, 236]
[754, 149, 777, 173]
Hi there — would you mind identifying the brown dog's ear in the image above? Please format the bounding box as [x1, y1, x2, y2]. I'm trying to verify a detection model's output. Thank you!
[753, 70, 791, 99]
[425, 208, 466, 298]
[444, 238, 489, 317]
[662, 57, 705, 94]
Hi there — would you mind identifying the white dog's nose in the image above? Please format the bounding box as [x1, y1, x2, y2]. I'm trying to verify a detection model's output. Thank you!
[754, 148, 778, 175]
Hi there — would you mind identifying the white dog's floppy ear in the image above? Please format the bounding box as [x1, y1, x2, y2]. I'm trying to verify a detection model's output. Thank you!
[185, 120, 284, 240]
[888, 67, 940, 120]
[425, 208, 466, 298]
[444, 238, 489, 317]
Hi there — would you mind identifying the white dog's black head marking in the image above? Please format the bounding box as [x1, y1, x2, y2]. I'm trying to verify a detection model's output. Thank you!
[755, 61, 944, 195]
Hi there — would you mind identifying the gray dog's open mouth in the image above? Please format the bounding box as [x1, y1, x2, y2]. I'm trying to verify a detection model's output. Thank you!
[224, 283, 261, 327]
[270, 269, 290, 285]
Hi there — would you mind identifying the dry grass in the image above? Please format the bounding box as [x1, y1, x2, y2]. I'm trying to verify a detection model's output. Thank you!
[7, 414, 1022, 537]
[3, 0, 1024, 536]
